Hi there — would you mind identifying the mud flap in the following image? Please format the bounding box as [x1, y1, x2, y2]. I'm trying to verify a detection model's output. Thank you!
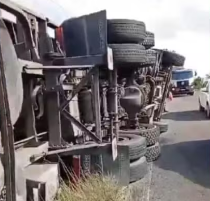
[80, 145, 130, 186]
[102, 145, 130, 186]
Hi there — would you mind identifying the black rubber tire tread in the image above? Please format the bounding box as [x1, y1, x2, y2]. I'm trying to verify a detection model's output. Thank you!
[130, 156, 148, 183]
[139, 124, 160, 145]
[153, 121, 168, 134]
[118, 133, 147, 161]
[162, 50, 185, 66]
[146, 49, 156, 63]
[120, 124, 160, 146]
[109, 44, 146, 65]
[142, 31, 155, 49]
[140, 49, 156, 67]
[145, 142, 161, 162]
[108, 19, 146, 43]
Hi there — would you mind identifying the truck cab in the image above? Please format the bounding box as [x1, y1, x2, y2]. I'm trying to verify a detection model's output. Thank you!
[198, 79, 210, 118]
[171, 68, 197, 96]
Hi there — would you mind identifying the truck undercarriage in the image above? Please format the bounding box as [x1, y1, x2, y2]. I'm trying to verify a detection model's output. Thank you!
[0, 1, 186, 201]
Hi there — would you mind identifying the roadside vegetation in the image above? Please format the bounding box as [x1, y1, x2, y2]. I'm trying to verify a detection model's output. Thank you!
[56, 173, 128, 201]
[192, 76, 205, 90]
[192, 74, 210, 90]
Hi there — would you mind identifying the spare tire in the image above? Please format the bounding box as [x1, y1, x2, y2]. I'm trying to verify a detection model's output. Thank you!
[153, 121, 168, 134]
[130, 156, 148, 183]
[145, 142, 161, 162]
[142, 31, 155, 49]
[108, 19, 146, 43]
[162, 50, 185, 66]
[109, 44, 146, 66]
[119, 124, 160, 146]
[118, 134, 146, 161]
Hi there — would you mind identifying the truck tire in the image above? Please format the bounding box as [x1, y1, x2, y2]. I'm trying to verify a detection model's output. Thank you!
[146, 49, 156, 63]
[145, 142, 161, 162]
[130, 156, 148, 183]
[140, 49, 156, 67]
[139, 124, 160, 146]
[108, 19, 146, 43]
[118, 134, 147, 161]
[153, 121, 168, 134]
[162, 50, 185, 67]
[188, 91, 194, 96]
[120, 124, 160, 146]
[109, 44, 146, 66]
[142, 31, 155, 49]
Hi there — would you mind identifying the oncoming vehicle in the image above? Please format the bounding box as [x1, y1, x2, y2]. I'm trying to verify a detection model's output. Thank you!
[198, 79, 210, 118]
[171, 68, 197, 96]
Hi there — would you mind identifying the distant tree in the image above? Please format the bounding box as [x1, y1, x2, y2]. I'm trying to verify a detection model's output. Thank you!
[192, 76, 205, 90]
[206, 73, 210, 79]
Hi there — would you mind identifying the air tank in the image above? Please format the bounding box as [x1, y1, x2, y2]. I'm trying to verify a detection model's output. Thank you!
[78, 89, 94, 124]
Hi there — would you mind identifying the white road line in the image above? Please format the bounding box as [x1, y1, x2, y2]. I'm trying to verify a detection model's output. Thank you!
[146, 162, 153, 201]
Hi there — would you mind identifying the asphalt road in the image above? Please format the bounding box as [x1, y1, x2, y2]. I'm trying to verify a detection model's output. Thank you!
[149, 93, 210, 201]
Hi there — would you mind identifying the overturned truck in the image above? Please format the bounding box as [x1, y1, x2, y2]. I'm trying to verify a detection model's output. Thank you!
[0, 1, 185, 201]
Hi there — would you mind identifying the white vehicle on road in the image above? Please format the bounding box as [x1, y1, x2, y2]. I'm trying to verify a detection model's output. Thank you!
[198, 79, 210, 118]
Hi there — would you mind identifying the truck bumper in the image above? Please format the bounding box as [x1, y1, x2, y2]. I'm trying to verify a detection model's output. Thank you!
[171, 87, 194, 95]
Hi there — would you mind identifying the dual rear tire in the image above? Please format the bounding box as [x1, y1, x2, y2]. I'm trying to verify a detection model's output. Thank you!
[118, 134, 148, 183]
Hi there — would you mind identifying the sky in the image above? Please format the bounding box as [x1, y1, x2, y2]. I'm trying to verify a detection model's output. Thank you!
[6, 0, 210, 76]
